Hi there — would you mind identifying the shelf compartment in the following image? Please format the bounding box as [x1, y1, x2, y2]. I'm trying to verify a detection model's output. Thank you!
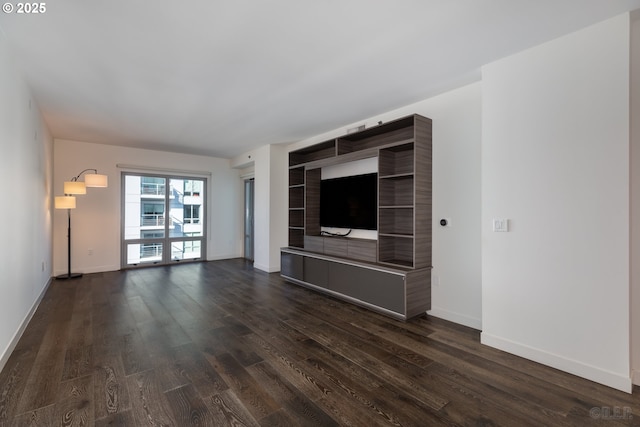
[289, 167, 305, 186]
[289, 140, 336, 166]
[289, 228, 304, 248]
[379, 142, 414, 176]
[289, 209, 304, 228]
[379, 207, 414, 236]
[378, 235, 414, 268]
[289, 187, 304, 209]
[379, 175, 414, 207]
[336, 116, 416, 155]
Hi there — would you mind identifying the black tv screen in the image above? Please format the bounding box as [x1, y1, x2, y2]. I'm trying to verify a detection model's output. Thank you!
[320, 173, 377, 230]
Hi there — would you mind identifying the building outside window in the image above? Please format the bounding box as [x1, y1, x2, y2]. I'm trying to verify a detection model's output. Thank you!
[123, 174, 205, 267]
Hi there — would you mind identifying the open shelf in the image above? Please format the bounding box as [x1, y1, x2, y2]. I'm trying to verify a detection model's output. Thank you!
[379, 175, 414, 207]
[379, 142, 414, 176]
[288, 228, 304, 248]
[289, 186, 304, 209]
[378, 235, 414, 268]
[337, 116, 416, 155]
[289, 140, 336, 167]
[379, 207, 414, 236]
[289, 166, 305, 186]
[289, 209, 304, 228]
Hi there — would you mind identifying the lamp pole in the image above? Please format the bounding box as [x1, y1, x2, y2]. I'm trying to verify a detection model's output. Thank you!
[57, 208, 82, 280]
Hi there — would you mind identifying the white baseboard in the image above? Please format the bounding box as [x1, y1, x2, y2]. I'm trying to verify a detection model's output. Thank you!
[427, 307, 482, 330]
[481, 332, 632, 393]
[53, 264, 120, 276]
[253, 262, 280, 273]
[0, 277, 51, 373]
[208, 253, 243, 261]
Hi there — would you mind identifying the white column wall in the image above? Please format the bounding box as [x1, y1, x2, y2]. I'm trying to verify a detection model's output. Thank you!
[268, 144, 289, 272]
[481, 14, 631, 392]
[231, 144, 287, 273]
[53, 139, 243, 275]
[250, 145, 271, 272]
[0, 31, 54, 370]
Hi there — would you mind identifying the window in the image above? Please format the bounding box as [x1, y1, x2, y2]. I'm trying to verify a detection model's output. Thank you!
[122, 173, 206, 267]
[184, 180, 202, 197]
[184, 205, 200, 224]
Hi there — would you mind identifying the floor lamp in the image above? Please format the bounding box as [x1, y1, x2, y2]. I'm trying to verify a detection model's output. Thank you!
[54, 169, 108, 280]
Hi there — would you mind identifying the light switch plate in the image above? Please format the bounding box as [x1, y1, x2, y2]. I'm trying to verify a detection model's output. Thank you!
[493, 218, 509, 232]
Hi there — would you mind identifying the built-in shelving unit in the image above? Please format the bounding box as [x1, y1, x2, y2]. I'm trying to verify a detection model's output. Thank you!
[288, 167, 305, 248]
[282, 114, 432, 320]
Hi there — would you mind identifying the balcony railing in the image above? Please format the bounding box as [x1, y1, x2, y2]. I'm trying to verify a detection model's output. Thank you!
[140, 244, 162, 259]
[141, 214, 165, 226]
[141, 183, 165, 196]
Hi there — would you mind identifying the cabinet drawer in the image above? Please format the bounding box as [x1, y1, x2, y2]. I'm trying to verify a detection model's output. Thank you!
[303, 257, 328, 287]
[328, 262, 404, 314]
[281, 252, 303, 280]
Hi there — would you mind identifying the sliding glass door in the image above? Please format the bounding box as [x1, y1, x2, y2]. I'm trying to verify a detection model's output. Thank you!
[122, 173, 206, 268]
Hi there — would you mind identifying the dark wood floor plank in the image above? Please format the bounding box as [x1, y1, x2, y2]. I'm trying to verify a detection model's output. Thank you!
[126, 369, 174, 426]
[54, 374, 94, 426]
[92, 352, 131, 420]
[11, 403, 56, 427]
[94, 409, 137, 427]
[120, 330, 152, 376]
[1, 260, 639, 426]
[205, 389, 260, 427]
[248, 360, 339, 427]
[0, 347, 37, 423]
[210, 325, 263, 367]
[125, 295, 154, 325]
[61, 344, 93, 381]
[208, 352, 281, 421]
[164, 383, 213, 426]
[168, 342, 229, 398]
[16, 320, 71, 414]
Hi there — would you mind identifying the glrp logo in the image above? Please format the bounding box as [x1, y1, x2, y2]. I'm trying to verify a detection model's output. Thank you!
[589, 406, 632, 420]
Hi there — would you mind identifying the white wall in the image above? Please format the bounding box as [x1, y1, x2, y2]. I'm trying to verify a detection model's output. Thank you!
[481, 14, 631, 392]
[631, 9, 640, 386]
[53, 140, 243, 275]
[288, 82, 483, 329]
[268, 145, 289, 272]
[231, 144, 288, 273]
[0, 31, 53, 370]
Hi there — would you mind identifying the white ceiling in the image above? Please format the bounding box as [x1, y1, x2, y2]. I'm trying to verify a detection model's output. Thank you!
[1, 0, 639, 158]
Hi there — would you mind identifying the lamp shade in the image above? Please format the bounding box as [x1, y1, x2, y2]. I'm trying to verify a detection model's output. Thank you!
[84, 173, 108, 188]
[64, 181, 86, 195]
[55, 196, 76, 209]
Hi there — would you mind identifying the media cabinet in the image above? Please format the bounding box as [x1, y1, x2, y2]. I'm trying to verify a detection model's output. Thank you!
[281, 114, 432, 320]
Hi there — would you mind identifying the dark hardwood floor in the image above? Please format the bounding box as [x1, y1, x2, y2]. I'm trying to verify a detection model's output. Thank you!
[0, 259, 638, 426]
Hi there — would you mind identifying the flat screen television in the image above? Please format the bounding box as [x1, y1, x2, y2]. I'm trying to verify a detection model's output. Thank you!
[320, 173, 377, 230]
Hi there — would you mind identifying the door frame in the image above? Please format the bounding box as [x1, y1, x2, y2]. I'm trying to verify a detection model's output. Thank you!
[244, 178, 255, 261]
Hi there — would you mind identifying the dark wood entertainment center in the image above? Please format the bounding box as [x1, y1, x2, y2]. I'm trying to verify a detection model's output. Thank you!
[281, 114, 432, 320]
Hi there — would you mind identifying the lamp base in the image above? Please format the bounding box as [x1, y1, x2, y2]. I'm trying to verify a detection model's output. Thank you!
[55, 273, 83, 280]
